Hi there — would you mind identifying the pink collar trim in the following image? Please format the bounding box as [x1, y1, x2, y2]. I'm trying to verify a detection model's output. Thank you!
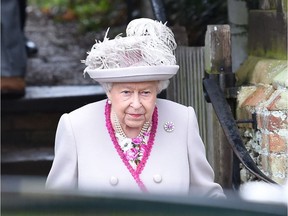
[105, 101, 158, 192]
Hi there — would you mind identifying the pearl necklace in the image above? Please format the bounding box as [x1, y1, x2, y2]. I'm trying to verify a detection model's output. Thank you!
[112, 112, 151, 138]
[105, 101, 158, 192]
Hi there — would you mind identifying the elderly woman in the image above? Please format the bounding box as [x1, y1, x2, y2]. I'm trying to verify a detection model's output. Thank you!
[46, 18, 225, 198]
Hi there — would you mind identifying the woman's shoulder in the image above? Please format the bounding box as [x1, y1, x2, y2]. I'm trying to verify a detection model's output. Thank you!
[156, 99, 196, 122]
[156, 98, 192, 111]
[69, 99, 106, 117]
[72, 99, 106, 112]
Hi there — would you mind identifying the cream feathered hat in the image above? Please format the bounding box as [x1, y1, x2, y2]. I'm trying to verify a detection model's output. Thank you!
[83, 18, 179, 83]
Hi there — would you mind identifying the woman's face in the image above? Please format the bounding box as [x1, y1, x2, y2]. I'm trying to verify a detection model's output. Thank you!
[107, 81, 158, 131]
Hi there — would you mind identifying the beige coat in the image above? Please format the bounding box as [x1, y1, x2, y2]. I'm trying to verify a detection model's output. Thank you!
[46, 99, 225, 197]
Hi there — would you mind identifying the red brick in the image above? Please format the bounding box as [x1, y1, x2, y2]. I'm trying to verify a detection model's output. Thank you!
[267, 94, 281, 111]
[257, 110, 288, 131]
[268, 133, 287, 153]
[256, 111, 288, 131]
[242, 85, 274, 107]
[266, 90, 288, 111]
[267, 112, 288, 131]
[237, 86, 257, 108]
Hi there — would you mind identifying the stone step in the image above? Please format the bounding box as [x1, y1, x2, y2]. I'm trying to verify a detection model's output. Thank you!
[1, 85, 106, 176]
[2, 85, 107, 148]
[2, 85, 106, 113]
[1, 147, 53, 176]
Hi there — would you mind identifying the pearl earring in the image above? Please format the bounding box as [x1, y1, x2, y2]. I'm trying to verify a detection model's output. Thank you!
[108, 99, 112, 104]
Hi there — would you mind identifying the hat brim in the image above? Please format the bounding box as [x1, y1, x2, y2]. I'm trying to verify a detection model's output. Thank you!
[85, 65, 179, 83]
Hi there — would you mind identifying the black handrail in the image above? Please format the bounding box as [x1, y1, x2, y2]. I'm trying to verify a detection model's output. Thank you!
[203, 77, 276, 184]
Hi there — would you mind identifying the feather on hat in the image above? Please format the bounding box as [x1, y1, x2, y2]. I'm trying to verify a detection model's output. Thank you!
[83, 18, 179, 83]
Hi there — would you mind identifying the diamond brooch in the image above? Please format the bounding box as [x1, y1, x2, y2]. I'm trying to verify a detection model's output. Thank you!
[163, 121, 175, 132]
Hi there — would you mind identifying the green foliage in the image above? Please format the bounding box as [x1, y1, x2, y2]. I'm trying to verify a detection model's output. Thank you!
[72, 0, 112, 31]
[29, 0, 69, 9]
[73, 0, 110, 17]
[28, 0, 124, 32]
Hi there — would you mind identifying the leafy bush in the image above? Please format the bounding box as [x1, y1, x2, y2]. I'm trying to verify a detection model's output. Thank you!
[28, 0, 127, 31]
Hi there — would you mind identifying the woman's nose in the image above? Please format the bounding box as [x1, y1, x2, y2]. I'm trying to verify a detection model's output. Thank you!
[130, 94, 142, 109]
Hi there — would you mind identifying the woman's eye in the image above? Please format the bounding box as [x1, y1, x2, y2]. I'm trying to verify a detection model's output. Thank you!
[121, 90, 131, 95]
[141, 91, 151, 96]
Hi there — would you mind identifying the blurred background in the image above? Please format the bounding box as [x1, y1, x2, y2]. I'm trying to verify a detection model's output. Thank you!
[23, 0, 228, 86]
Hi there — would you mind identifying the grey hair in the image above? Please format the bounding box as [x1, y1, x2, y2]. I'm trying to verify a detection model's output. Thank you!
[100, 82, 113, 93]
[100, 80, 170, 94]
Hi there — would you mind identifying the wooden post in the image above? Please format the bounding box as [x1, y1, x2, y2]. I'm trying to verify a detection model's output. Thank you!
[204, 25, 233, 189]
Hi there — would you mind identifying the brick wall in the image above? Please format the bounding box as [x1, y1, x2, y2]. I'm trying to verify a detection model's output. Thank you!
[237, 60, 288, 184]
[235, 1, 287, 185]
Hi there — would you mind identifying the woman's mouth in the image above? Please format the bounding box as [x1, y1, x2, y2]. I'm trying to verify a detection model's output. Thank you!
[129, 114, 142, 118]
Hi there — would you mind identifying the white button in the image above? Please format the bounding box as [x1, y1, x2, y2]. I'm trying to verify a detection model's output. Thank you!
[110, 176, 118, 186]
[153, 174, 162, 183]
